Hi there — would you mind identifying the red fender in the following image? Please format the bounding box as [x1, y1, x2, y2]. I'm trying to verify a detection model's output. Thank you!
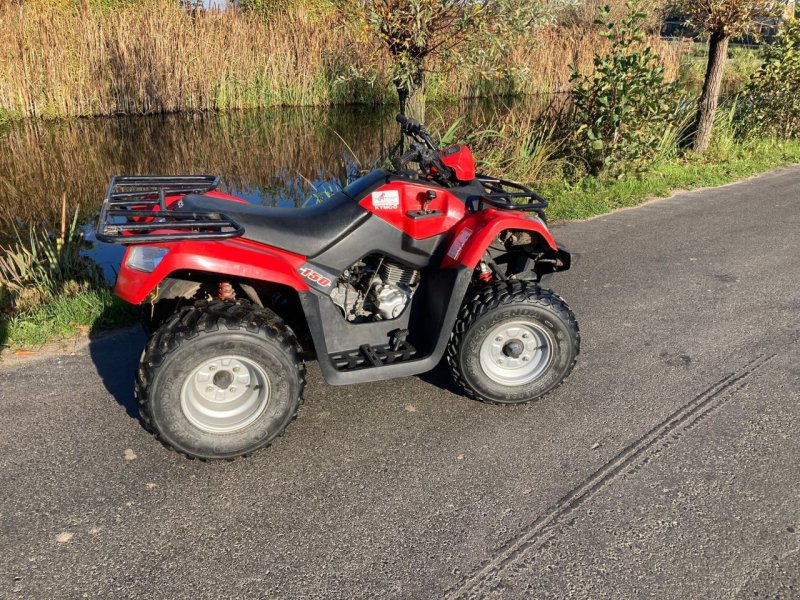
[440, 209, 558, 270]
[115, 238, 309, 305]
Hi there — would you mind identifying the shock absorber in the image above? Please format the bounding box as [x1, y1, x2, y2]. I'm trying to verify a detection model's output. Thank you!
[218, 281, 236, 300]
[478, 261, 493, 282]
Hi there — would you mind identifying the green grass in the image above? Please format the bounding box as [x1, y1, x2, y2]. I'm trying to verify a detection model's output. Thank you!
[542, 138, 800, 221]
[679, 44, 762, 96]
[1, 289, 137, 350]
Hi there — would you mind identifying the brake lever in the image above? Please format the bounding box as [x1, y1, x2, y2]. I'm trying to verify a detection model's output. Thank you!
[419, 148, 454, 184]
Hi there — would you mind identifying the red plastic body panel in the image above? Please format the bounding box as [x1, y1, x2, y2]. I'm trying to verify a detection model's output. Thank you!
[440, 209, 558, 270]
[161, 189, 247, 209]
[440, 145, 476, 181]
[359, 181, 466, 239]
[115, 238, 309, 305]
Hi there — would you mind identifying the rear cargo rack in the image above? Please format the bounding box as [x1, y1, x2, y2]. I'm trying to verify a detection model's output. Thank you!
[472, 175, 549, 220]
[95, 175, 245, 244]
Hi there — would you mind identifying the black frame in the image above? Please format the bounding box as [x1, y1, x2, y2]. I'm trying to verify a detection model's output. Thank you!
[95, 175, 244, 244]
[471, 176, 549, 220]
[299, 266, 473, 385]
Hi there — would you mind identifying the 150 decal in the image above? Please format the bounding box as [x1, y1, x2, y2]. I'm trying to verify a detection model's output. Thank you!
[299, 267, 332, 287]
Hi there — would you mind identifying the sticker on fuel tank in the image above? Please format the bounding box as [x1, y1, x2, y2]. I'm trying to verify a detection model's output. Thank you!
[372, 190, 400, 210]
[447, 228, 473, 260]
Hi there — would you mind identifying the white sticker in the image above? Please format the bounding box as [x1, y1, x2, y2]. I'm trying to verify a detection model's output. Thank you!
[447, 228, 473, 260]
[372, 190, 400, 210]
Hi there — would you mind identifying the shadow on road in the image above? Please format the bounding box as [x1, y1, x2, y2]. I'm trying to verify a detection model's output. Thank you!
[88, 324, 146, 423]
[417, 359, 463, 396]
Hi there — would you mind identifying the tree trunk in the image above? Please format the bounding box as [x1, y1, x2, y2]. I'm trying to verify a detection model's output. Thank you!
[394, 59, 426, 122]
[693, 31, 730, 154]
[405, 82, 426, 123]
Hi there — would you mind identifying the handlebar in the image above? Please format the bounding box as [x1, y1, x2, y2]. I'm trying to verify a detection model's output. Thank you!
[393, 113, 454, 181]
[396, 113, 438, 151]
[395, 146, 421, 167]
[396, 114, 424, 137]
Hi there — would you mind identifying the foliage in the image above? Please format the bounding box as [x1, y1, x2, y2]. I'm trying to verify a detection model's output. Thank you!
[570, 2, 689, 175]
[559, 0, 669, 28]
[671, 0, 783, 153]
[338, 0, 549, 114]
[678, 44, 762, 96]
[464, 109, 572, 185]
[743, 19, 800, 138]
[0, 200, 104, 316]
[239, 0, 330, 18]
[671, 0, 784, 38]
[0, 0, 682, 118]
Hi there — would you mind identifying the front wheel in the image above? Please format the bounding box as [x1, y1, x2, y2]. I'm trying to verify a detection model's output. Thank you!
[136, 299, 305, 460]
[447, 282, 579, 404]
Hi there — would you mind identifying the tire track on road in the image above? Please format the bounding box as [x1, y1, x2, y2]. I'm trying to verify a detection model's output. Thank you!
[446, 353, 777, 599]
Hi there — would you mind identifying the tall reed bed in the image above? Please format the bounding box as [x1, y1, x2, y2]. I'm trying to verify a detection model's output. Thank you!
[0, 1, 388, 118]
[0, 1, 682, 118]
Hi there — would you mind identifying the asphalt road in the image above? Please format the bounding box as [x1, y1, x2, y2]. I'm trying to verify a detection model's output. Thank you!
[2, 167, 799, 599]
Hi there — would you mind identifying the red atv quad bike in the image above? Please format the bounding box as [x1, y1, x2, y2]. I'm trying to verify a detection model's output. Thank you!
[97, 115, 579, 460]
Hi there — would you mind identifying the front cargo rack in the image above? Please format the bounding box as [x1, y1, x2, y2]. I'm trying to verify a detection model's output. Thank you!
[95, 175, 245, 244]
[472, 175, 549, 221]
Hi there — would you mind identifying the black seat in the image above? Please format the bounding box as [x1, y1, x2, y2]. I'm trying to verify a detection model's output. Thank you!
[177, 191, 364, 257]
[177, 170, 391, 257]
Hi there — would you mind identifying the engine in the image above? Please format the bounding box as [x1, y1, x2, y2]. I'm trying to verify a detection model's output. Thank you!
[330, 255, 420, 322]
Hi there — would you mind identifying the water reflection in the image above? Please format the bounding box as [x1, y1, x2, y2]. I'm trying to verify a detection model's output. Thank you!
[1, 97, 570, 234]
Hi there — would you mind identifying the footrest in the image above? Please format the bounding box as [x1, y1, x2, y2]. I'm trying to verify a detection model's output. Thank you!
[359, 344, 383, 367]
[330, 341, 417, 372]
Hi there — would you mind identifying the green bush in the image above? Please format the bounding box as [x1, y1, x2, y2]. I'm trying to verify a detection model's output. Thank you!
[0, 204, 104, 316]
[570, 2, 688, 175]
[743, 19, 800, 139]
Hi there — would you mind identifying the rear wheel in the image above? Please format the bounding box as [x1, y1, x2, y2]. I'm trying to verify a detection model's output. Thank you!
[447, 281, 579, 404]
[136, 299, 305, 459]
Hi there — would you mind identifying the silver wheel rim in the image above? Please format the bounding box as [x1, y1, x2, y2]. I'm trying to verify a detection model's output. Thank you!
[479, 320, 554, 386]
[180, 355, 271, 434]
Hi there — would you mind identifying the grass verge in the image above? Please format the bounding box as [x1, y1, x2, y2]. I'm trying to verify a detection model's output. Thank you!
[1, 289, 137, 350]
[543, 139, 800, 221]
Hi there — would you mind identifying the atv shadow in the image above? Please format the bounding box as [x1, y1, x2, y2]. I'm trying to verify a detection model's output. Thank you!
[88, 323, 146, 423]
[417, 359, 464, 396]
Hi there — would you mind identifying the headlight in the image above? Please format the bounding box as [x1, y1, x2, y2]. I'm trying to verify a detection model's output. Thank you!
[126, 246, 168, 273]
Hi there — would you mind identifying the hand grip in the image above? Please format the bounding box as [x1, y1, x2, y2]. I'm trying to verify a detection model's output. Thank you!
[395, 147, 420, 167]
[395, 114, 422, 135]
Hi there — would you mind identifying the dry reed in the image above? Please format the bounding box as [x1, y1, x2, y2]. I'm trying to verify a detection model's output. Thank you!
[0, 1, 683, 119]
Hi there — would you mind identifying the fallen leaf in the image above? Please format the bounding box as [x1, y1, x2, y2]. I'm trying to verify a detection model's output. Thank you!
[13, 349, 35, 356]
[55, 532, 73, 543]
[123, 449, 137, 461]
